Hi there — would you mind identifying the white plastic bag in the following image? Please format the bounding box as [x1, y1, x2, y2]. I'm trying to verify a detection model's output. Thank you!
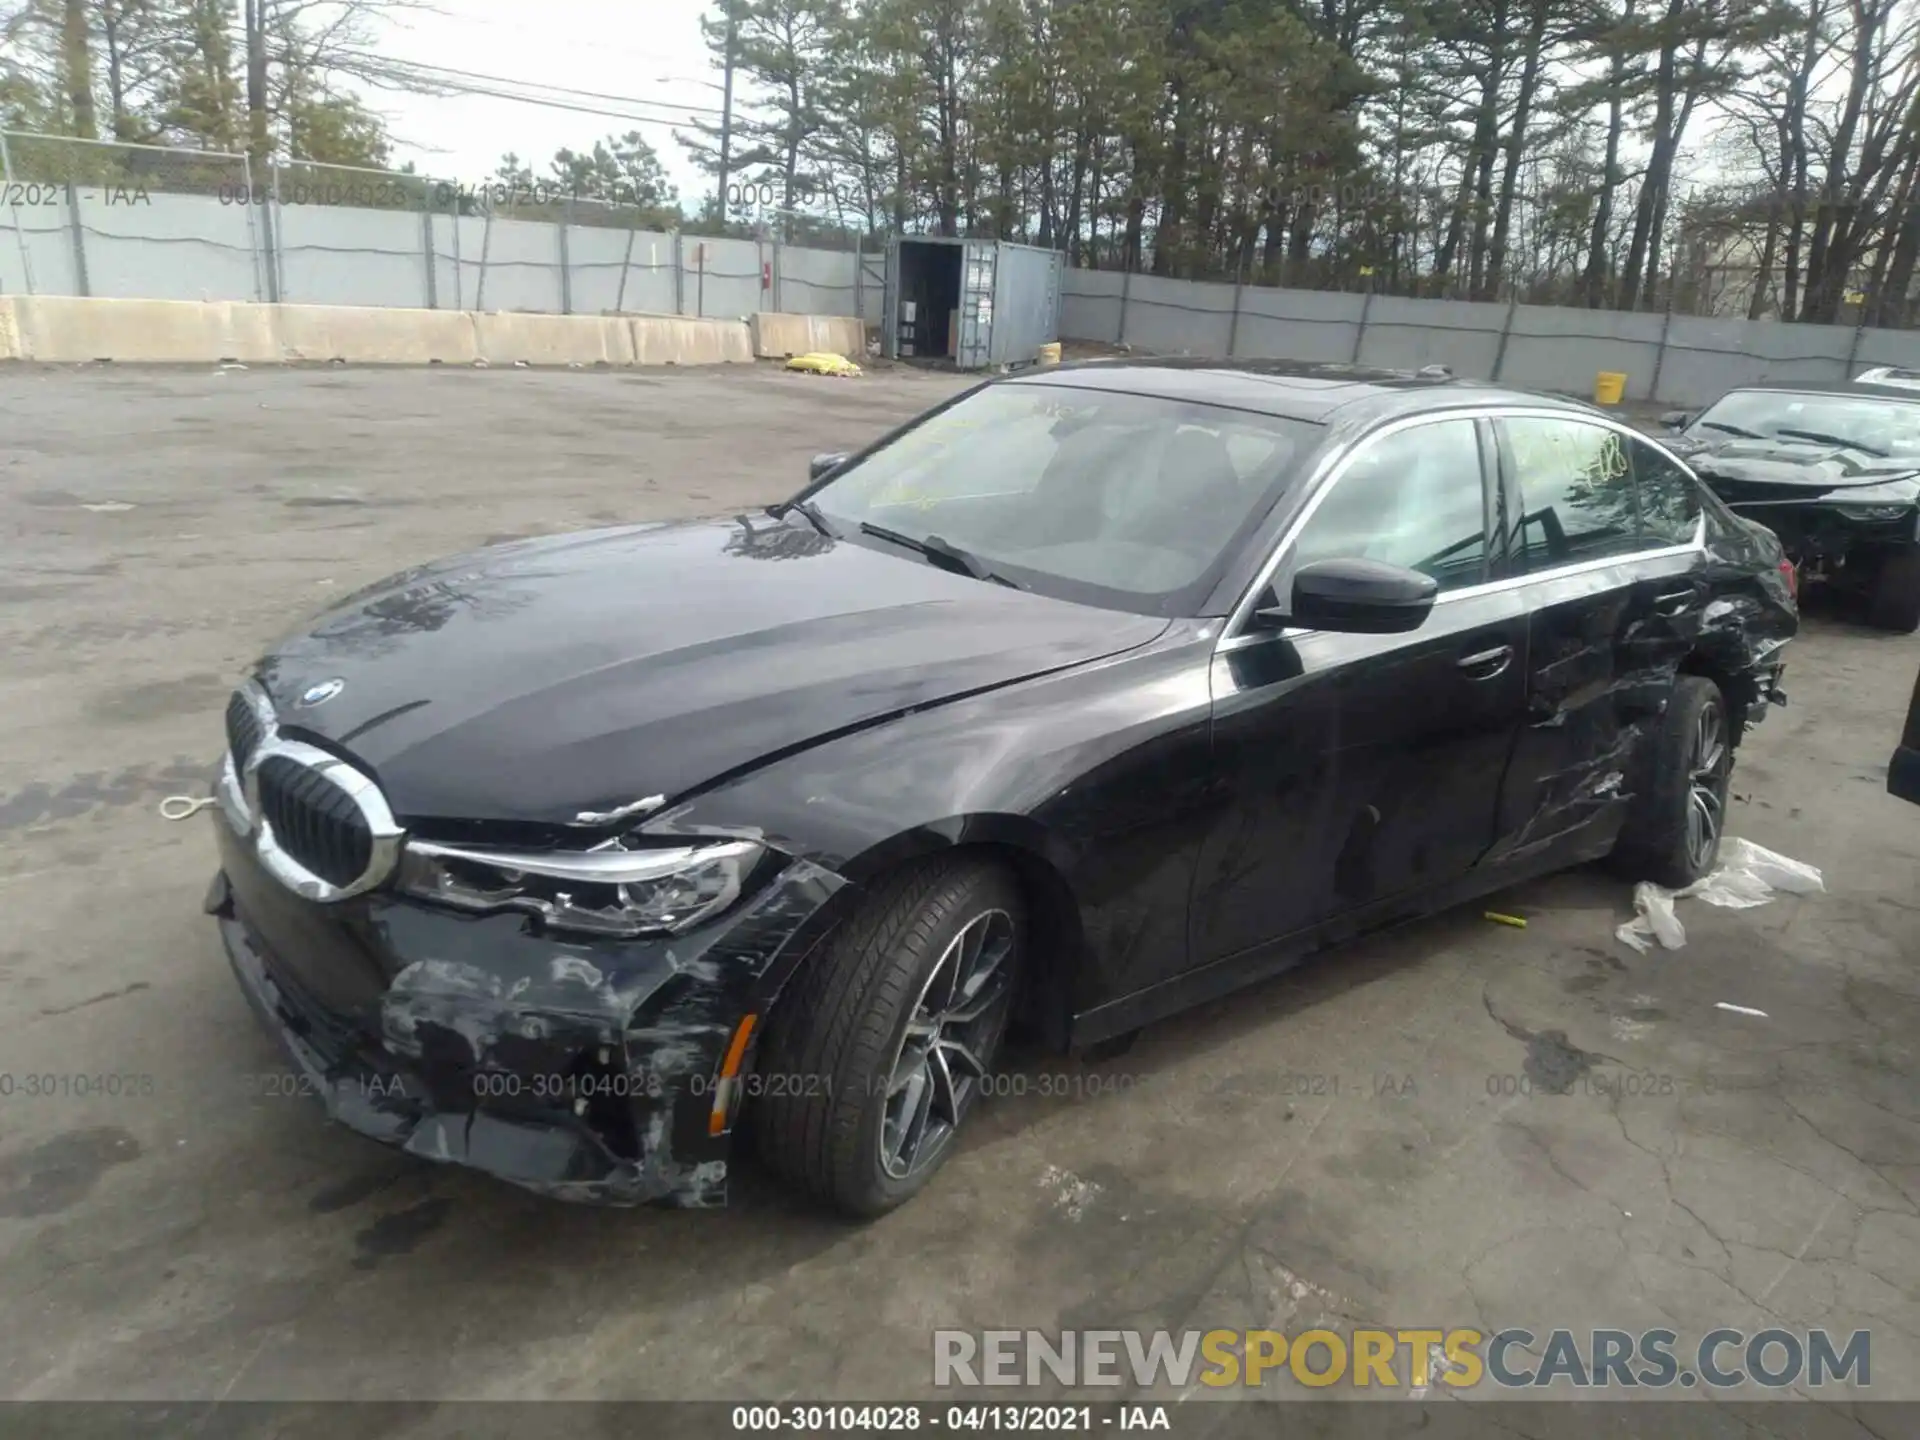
[1711, 838, 1825, 897]
[1615, 839, 1824, 953]
[1618, 882, 1687, 952]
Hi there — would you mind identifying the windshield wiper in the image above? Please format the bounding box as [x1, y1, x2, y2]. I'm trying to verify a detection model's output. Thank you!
[1774, 427, 1888, 456]
[1699, 420, 1763, 439]
[857, 521, 1024, 588]
[771, 497, 834, 536]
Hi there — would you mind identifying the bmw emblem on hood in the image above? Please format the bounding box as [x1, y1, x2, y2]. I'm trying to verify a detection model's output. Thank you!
[298, 678, 346, 708]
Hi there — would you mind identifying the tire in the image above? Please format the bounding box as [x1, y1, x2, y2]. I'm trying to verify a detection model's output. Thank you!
[754, 855, 1025, 1218]
[1611, 676, 1733, 890]
[1868, 550, 1920, 633]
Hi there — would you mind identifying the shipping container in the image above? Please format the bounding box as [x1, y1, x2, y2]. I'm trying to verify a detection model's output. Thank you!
[882, 236, 1063, 370]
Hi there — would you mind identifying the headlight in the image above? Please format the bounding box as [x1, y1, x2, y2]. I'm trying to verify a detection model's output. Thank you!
[1829, 478, 1920, 520]
[1835, 504, 1911, 521]
[397, 837, 763, 937]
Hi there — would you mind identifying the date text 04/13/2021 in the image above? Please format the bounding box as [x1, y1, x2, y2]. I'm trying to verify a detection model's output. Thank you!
[730, 1405, 1170, 1432]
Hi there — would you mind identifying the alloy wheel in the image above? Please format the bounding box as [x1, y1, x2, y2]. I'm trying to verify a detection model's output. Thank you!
[1685, 700, 1729, 873]
[879, 908, 1015, 1180]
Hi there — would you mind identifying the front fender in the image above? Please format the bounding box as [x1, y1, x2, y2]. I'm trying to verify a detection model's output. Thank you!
[639, 623, 1220, 1031]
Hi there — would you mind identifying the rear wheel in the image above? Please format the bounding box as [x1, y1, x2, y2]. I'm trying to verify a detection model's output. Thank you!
[1612, 676, 1732, 889]
[754, 856, 1024, 1218]
[1867, 550, 1920, 633]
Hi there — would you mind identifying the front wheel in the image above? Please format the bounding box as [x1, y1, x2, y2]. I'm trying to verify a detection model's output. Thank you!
[1868, 549, 1920, 633]
[1612, 676, 1732, 889]
[754, 856, 1025, 1217]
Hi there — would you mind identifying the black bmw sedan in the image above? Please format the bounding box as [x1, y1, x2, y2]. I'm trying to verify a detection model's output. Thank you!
[1661, 381, 1920, 630]
[204, 360, 1797, 1217]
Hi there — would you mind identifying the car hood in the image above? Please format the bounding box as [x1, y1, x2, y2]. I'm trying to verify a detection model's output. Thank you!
[253, 517, 1169, 826]
[1680, 436, 1920, 501]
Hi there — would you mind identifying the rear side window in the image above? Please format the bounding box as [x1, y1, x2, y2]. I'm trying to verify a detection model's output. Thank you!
[1631, 437, 1702, 545]
[1500, 417, 1646, 572]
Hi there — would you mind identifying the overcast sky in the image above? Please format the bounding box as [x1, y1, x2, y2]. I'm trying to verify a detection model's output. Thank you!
[369, 0, 727, 200]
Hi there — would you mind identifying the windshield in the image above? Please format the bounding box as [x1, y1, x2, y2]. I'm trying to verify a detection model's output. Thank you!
[1691, 390, 1920, 456]
[805, 382, 1319, 615]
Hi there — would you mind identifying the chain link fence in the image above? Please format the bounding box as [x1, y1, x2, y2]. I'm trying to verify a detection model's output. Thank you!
[0, 131, 877, 322]
[0, 132, 263, 300]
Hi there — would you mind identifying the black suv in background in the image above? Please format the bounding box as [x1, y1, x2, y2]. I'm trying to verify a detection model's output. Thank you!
[1662, 381, 1920, 630]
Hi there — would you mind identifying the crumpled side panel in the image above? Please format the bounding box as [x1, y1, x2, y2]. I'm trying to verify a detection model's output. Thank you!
[1486, 523, 1795, 868]
[1484, 588, 1657, 865]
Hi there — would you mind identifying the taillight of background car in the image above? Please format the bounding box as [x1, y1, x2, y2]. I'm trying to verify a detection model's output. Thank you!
[1780, 557, 1798, 601]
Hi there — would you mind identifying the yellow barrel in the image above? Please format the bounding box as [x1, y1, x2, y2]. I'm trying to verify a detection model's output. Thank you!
[1594, 371, 1627, 406]
[1037, 342, 1062, 366]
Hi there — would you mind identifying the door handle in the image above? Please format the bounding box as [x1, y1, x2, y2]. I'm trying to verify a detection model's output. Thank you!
[1456, 644, 1514, 678]
[1654, 588, 1695, 616]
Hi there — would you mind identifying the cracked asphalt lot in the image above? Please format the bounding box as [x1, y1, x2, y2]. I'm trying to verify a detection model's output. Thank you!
[1, 364, 1917, 1414]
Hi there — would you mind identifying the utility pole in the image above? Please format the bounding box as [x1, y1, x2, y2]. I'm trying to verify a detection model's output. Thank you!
[244, 0, 270, 160]
[243, 0, 278, 300]
[716, 2, 739, 233]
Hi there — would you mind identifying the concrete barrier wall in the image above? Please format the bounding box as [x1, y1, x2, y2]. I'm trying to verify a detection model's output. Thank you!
[276, 304, 479, 364]
[1060, 269, 1920, 407]
[3, 295, 282, 362]
[631, 314, 754, 366]
[0, 294, 757, 367]
[472, 311, 636, 366]
[750, 312, 865, 358]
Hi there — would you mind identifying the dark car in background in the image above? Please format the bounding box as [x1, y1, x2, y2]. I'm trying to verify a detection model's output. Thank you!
[203, 361, 1797, 1218]
[1894, 666, 1920, 806]
[1661, 381, 1920, 630]
[1855, 366, 1920, 392]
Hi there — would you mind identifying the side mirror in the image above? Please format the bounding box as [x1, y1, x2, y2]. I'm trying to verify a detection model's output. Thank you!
[1263, 557, 1438, 635]
[1659, 410, 1694, 431]
[809, 452, 851, 483]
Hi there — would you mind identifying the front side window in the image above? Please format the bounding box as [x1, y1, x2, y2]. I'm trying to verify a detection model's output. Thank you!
[1284, 418, 1489, 593]
[809, 381, 1321, 615]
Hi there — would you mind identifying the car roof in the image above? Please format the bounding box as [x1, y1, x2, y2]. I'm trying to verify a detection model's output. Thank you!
[1000, 356, 1597, 424]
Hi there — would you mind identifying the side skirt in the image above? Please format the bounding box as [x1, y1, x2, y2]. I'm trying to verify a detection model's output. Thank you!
[1065, 835, 1614, 1049]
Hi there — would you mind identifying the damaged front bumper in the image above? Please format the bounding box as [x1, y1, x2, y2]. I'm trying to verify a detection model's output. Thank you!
[208, 819, 846, 1206]
[1751, 659, 1789, 721]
